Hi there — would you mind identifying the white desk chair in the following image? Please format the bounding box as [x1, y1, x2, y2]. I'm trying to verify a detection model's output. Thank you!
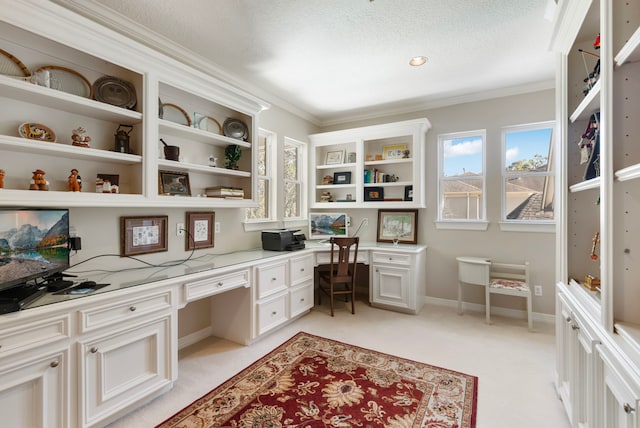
[456, 256, 491, 315]
[487, 261, 532, 331]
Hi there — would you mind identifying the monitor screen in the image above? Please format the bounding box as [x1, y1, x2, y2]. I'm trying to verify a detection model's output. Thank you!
[0, 209, 70, 292]
[309, 212, 348, 240]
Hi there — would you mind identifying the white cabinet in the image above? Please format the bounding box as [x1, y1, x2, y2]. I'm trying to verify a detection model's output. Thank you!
[370, 248, 426, 314]
[309, 119, 430, 208]
[0, 1, 267, 208]
[289, 253, 314, 318]
[599, 344, 640, 428]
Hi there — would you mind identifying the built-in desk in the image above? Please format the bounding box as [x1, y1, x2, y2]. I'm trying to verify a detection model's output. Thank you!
[0, 242, 425, 428]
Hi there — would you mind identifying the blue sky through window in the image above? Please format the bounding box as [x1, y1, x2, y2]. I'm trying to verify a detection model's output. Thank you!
[442, 136, 483, 176]
[504, 128, 552, 171]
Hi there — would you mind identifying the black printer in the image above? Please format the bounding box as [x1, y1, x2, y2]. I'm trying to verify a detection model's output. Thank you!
[262, 229, 306, 251]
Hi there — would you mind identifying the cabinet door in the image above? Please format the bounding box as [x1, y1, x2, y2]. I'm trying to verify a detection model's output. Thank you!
[599, 345, 640, 428]
[79, 316, 172, 427]
[0, 348, 68, 428]
[371, 264, 412, 311]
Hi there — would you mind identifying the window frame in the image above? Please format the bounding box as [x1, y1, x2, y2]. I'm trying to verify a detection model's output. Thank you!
[500, 121, 556, 233]
[436, 129, 488, 231]
[283, 137, 308, 228]
[244, 128, 277, 226]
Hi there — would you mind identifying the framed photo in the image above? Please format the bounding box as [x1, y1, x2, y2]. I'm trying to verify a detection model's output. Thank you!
[120, 216, 168, 256]
[364, 186, 384, 201]
[377, 209, 418, 244]
[159, 170, 191, 196]
[382, 144, 407, 160]
[309, 212, 348, 239]
[325, 150, 344, 165]
[186, 211, 215, 250]
[404, 185, 413, 201]
[333, 171, 351, 185]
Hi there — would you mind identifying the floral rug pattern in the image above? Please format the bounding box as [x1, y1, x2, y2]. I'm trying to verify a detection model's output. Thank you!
[157, 332, 477, 428]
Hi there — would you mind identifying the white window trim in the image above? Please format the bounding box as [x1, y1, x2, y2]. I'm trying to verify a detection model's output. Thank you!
[500, 120, 555, 229]
[436, 129, 487, 230]
[283, 137, 308, 222]
[244, 128, 276, 227]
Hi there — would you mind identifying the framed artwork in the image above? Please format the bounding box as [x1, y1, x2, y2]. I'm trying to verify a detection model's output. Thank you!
[364, 186, 384, 201]
[309, 212, 348, 239]
[325, 150, 344, 165]
[159, 170, 191, 196]
[120, 215, 168, 256]
[377, 209, 418, 244]
[186, 211, 215, 250]
[382, 144, 407, 160]
[404, 185, 413, 201]
[333, 171, 352, 185]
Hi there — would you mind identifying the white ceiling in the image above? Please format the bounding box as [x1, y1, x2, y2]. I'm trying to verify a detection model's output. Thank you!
[57, 0, 556, 125]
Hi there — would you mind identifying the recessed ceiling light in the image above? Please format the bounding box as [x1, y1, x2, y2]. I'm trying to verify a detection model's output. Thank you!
[409, 56, 427, 66]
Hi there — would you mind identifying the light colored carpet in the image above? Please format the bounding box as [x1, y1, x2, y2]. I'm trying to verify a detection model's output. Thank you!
[108, 300, 570, 428]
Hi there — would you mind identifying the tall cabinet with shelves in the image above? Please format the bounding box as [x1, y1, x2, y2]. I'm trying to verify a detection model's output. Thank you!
[552, 0, 640, 425]
[0, 0, 267, 208]
[309, 119, 430, 209]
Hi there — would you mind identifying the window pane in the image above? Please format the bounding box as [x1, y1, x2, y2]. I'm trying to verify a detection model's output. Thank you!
[505, 175, 554, 220]
[505, 128, 552, 172]
[284, 182, 299, 218]
[257, 134, 267, 176]
[283, 144, 298, 181]
[441, 178, 483, 220]
[442, 136, 483, 177]
[246, 180, 268, 220]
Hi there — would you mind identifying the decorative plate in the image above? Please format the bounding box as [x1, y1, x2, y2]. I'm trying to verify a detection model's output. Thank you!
[0, 48, 30, 77]
[223, 118, 248, 141]
[18, 122, 56, 142]
[196, 115, 222, 134]
[93, 75, 137, 109]
[160, 103, 192, 127]
[33, 65, 92, 98]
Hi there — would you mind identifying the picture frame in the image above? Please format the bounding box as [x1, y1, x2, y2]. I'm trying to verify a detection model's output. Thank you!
[309, 212, 348, 239]
[364, 186, 384, 201]
[382, 144, 407, 160]
[404, 185, 413, 201]
[377, 209, 418, 244]
[186, 211, 215, 250]
[333, 171, 352, 185]
[325, 150, 344, 165]
[159, 170, 191, 196]
[120, 215, 168, 256]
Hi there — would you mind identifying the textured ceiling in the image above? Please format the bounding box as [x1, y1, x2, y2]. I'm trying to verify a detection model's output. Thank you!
[65, 0, 556, 124]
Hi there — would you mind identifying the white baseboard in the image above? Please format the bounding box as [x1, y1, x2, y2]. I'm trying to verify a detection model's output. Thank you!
[424, 296, 555, 324]
[178, 326, 213, 350]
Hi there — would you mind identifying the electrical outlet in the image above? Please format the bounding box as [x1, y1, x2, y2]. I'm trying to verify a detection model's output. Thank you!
[362, 218, 369, 226]
[176, 222, 184, 237]
[215, 222, 221, 233]
[534, 285, 543, 296]
[346, 216, 351, 227]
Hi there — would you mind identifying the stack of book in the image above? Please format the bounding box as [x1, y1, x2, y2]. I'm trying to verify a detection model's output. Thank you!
[205, 186, 245, 199]
[364, 169, 390, 183]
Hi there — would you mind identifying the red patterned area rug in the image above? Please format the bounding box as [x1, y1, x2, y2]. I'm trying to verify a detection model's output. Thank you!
[157, 332, 478, 428]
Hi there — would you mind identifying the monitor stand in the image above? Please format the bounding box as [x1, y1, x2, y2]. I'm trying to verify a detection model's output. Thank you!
[0, 285, 46, 314]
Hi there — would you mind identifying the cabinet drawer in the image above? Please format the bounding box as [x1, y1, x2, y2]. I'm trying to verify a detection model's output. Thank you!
[371, 251, 411, 266]
[256, 262, 288, 299]
[290, 254, 314, 285]
[184, 269, 249, 301]
[0, 314, 70, 357]
[290, 282, 314, 318]
[316, 250, 368, 265]
[256, 293, 288, 336]
[79, 290, 172, 333]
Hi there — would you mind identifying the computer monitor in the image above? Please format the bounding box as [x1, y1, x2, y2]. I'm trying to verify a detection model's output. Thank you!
[308, 212, 348, 240]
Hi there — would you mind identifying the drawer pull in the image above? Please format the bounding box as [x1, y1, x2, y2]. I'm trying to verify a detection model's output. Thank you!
[50, 361, 59, 368]
[129, 306, 136, 312]
[388, 257, 393, 261]
[300, 298, 305, 302]
[271, 311, 277, 316]
[300, 268, 305, 272]
[217, 282, 224, 287]
[271, 277, 277, 281]
[624, 403, 635, 414]
[90, 347, 98, 354]
[565, 316, 571, 323]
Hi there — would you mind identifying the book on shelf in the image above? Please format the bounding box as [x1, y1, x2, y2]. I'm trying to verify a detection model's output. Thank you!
[205, 186, 245, 197]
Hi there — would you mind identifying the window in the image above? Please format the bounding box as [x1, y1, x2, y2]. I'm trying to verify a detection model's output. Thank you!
[437, 130, 486, 225]
[283, 137, 307, 220]
[502, 121, 555, 223]
[245, 129, 275, 222]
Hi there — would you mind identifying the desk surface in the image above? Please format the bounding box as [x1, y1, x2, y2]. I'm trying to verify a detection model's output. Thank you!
[23, 241, 426, 310]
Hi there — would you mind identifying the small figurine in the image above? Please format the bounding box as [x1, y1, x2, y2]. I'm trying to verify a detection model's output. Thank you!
[403, 149, 411, 158]
[320, 191, 333, 202]
[0, 169, 4, 189]
[29, 169, 49, 191]
[322, 175, 333, 185]
[208, 155, 218, 167]
[68, 169, 81, 192]
[71, 126, 91, 148]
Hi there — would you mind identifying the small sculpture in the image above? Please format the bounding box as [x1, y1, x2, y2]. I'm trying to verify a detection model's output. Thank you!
[68, 169, 81, 192]
[71, 126, 91, 148]
[29, 169, 49, 191]
[320, 191, 333, 202]
[0, 169, 4, 189]
[208, 155, 218, 167]
[403, 149, 411, 158]
[322, 175, 333, 185]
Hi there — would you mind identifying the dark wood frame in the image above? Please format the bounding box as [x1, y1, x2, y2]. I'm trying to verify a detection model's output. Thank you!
[186, 211, 215, 250]
[376, 209, 418, 244]
[159, 170, 191, 196]
[120, 215, 168, 256]
[404, 185, 413, 201]
[333, 171, 352, 185]
[364, 186, 384, 201]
